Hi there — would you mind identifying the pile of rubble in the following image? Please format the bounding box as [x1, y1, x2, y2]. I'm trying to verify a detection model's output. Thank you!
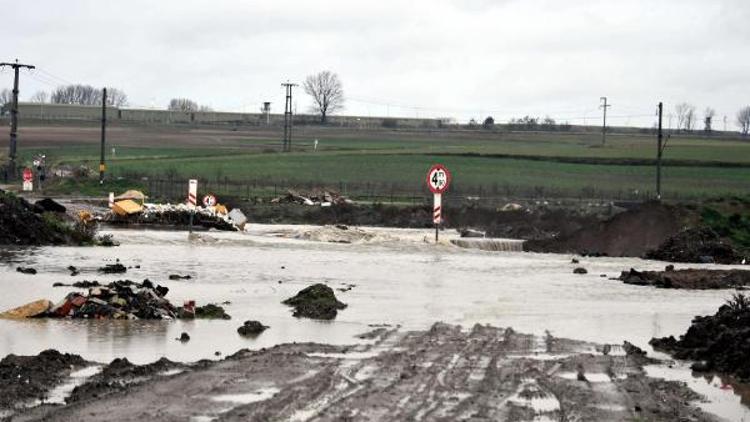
[1, 280, 229, 320]
[270, 189, 351, 207]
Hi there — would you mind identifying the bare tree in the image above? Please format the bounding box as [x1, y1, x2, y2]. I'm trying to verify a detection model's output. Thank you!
[51, 84, 128, 107]
[704, 107, 716, 133]
[737, 106, 750, 136]
[168, 98, 199, 112]
[303, 70, 344, 123]
[29, 91, 49, 103]
[675, 102, 696, 131]
[0, 89, 11, 108]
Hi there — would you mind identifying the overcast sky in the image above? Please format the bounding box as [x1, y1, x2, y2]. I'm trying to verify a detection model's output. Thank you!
[2, 0, 749, 128]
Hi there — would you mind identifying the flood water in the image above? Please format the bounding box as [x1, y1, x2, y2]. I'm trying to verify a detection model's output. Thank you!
[1, 224, 748, 420]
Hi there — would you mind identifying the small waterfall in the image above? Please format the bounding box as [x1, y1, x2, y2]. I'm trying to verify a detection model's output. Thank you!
[450, 238, 525, 252]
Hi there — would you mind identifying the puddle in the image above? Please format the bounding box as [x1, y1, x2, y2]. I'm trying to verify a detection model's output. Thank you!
[45, 366, 103, 404]
[211, 387, 280, 405]
[645, 363, 750, 422]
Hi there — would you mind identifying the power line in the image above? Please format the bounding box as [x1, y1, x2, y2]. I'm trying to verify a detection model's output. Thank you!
[281, 81, 297, 152]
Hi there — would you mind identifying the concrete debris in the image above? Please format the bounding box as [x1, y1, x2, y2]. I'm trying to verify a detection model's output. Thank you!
[270, 188, 351, 206]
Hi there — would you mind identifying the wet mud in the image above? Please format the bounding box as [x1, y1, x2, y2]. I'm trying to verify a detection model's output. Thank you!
[6, 324, 718, 422]
[282, 283, 347, 320]
[645, 227, 744, 264]
[619, 267, 750, 289]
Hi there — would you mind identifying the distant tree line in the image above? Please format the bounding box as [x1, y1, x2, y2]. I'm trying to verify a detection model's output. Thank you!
[504, 116, 572, 131]
[167, 98, 213, 112]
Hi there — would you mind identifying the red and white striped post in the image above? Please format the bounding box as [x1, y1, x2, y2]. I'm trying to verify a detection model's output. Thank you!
[188, 179, 198, 233]
[426, 164, 451, 243]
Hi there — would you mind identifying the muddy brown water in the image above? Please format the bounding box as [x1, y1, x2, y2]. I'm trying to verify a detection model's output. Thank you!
[1, 225, 749, 420]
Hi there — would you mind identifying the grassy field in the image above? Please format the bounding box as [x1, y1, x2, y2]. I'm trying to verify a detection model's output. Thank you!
[6, 123, 750, 200]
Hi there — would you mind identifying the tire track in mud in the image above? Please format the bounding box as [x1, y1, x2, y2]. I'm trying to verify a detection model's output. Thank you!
[11, 324, 718, 422]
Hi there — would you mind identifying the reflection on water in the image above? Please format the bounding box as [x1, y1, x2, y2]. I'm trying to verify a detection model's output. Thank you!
[1, 225, 749, 418]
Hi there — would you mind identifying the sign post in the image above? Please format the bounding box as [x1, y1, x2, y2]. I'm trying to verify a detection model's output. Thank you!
[426, 164, 451, 243]
[188, 179, 198, 233]
[22, 167, 33, 191]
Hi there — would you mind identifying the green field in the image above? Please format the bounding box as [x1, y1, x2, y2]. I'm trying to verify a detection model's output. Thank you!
[10, 124, 750, 200]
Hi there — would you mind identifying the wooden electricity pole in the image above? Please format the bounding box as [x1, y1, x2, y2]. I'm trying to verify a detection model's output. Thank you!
[0, 59, 35, 180]
[99, 88, 107, 184]
[599, 96, 611, 146]
[656, 102, 663, 200]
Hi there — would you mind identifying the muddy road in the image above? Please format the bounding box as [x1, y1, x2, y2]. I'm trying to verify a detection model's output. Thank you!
[11, 324, 716, 422]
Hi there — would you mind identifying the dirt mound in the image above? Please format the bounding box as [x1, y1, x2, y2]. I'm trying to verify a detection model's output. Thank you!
[0, 190, 70, 245]
[524, 201, 687, 257]
[282, 283, 347, 320]
[645, 227, 744, 264]
[237, 320, 268, 336]
[0, 349, 86, 409]
[620, 267, 750, 289]
[650, 294, 750, 381]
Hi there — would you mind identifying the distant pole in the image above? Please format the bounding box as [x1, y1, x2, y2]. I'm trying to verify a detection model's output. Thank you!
[599, 97, 611, 146]
[99, 88, 107, 184]
[0, 59, 36, 180]
[656, 102, 663, 200]
[281, 82, 297, 152]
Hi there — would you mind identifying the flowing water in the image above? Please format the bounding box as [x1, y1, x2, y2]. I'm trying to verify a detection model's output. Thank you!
[1, 224, 748, 420]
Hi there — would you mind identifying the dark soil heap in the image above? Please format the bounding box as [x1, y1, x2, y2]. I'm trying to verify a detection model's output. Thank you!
[620, 267, 750, 289]
[282, 283, 347, 320]
[0, 349, 86, 409]
[650, 294, 750, 381]
[0, 189, 70, 245]
[645, 227, 743, 264]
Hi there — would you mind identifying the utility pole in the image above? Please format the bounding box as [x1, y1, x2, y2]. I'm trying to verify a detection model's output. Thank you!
[599, 97, 611, 146]
[0, 59, 35, 180]
[281, 81, 297, 152]
[99, 88, 107, 185]
[656, 102, 663, 200]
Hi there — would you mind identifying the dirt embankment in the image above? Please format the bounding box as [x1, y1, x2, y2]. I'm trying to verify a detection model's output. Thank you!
[9, 324, 717, 422]
[0, 190, 72, 245]
[619, 267, 750, 289]
[651, 294, 750, 382]
[645, 227, 744, 264]
[0, 350, 86, 410]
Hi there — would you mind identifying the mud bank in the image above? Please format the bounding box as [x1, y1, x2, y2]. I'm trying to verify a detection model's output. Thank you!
[619, 267, 750, 289]
[0, 190, 83, 246]
[8, 324, 719, 422]
[651, 294, 750, 382]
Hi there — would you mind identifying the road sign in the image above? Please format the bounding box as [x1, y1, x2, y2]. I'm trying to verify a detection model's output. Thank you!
[426, 164, 451, 194]
[202, 194, 217, 207]
[188, 179, 198, 208]
[22, 168, 33, 182]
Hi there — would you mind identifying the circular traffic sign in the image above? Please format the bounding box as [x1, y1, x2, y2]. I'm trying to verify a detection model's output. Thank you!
[426, 164, 451, 194]
[22, 168, 33, 183]
[202, 194, 217, 207]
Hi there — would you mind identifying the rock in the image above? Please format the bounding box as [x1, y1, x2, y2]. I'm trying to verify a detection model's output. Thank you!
[194, 304, 231, 319]
[237, 320, 269, 336]
[178, 332, 190, 342]
[16, 266, 37, 275]
[665, 264, 675, 272]
[99, 262, 127, 274]
[282, 283, 348, 320]
[571, 258, 580, 264]
[0, 299, 53, 319]
[573, 267, 588, 274]
[168, 274, 192, 280]
[68, 265, 80, 276]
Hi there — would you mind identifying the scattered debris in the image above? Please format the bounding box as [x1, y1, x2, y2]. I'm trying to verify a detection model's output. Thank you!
[16, 266, 37, 275]
[98, 261, 126, 274]
[573, 267, 588, 274]
[177, 332, 190, 342]
[270, 188, 351, 206]
[68, 265, 80, 276]
[618, 267, 750, 289]
[571, 258, 580, 264]
[651, 293, 750, 381]
[0, 299, 52, 319]
[53, 280, 101, 289]
[282, 283, 347, 320]
[645, 227, 743, 264]
[459, 228, 485, 238]
[237, 320, 269, 336]
[168, 274, 192, 280]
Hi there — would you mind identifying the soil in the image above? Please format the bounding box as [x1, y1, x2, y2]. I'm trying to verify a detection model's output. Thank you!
[194, 304, 231, 319]
[0, 350, 86, 410]
[524, 201, 689, 257]
[237, 320, 269, 336]
[282, 283, 347, 320]
[645, 227, 744, 264]
[0, 190, 70, 245]
[651, 294, 750, 382]
[619, 267, 750, 289]
[8, 324, 717, 422]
